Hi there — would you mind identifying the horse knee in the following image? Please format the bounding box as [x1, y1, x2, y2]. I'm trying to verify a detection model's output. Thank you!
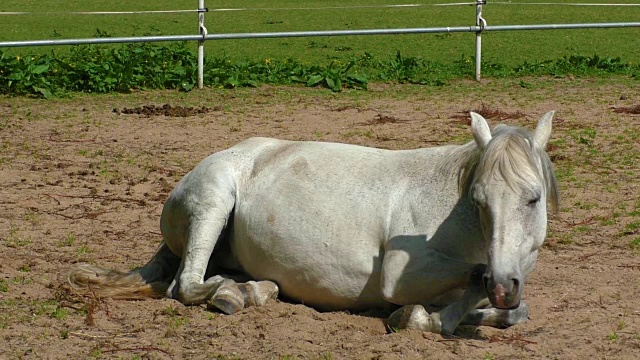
[381, 284, 397, 304]
[381, 279, 414, 305]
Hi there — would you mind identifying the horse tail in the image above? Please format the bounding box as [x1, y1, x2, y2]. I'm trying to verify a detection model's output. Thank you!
[66, 242, 180, 300]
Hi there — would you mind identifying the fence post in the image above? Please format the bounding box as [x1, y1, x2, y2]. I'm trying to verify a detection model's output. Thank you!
[197, 0, 206, 89]
[475, 0, 485, 81]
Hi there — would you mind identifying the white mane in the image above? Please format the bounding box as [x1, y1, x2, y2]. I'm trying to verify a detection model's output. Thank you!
[445, 124, 559, 212]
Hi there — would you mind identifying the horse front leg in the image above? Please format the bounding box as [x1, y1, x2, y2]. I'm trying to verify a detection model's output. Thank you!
[460, 302, 529, 328]
[381, 241, 487, 334]
[385, 263, 487, 335]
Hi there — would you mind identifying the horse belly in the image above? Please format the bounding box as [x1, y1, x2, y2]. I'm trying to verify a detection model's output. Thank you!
[230, 217, 386, 310]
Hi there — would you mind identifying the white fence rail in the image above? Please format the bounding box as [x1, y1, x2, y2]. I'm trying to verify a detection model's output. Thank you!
[1, 1, 639, 86]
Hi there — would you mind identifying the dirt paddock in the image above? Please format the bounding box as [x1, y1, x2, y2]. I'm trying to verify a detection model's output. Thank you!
[1, 78, 639, 359]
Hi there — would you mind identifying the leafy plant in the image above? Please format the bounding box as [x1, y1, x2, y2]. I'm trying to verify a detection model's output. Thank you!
[1, 41, 639, 98]
[296, 59, 368, 92]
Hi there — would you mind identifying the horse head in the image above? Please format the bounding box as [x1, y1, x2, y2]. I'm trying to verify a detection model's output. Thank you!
[467, 111, 559, 309]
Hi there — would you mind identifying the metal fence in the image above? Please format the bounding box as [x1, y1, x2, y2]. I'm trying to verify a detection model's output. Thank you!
[1, 1, 640, 86]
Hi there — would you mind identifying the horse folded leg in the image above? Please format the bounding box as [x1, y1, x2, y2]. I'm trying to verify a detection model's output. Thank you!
[387, 305, 442, 333]
[207, 279, 245, 315]
[461, 302, 529, 328]
[437, 264, 488, 335]
[237, 280, 279, 307]
[207, 279, 279, 315]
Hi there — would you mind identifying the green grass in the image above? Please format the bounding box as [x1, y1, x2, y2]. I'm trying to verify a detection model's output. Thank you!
[2, 0, 640, 67]
[2, 1, 640, 96]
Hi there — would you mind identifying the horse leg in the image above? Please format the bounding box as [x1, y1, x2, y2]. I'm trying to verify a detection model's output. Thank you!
[381, 239, 491, 334]
[460, 302, 529, 328]
[433, 264, 487, 334]
[237, 280, 279, 307]
[386, 263, 487, 335]
[164, 180, 237, 307]
[206, 278, 279, 314]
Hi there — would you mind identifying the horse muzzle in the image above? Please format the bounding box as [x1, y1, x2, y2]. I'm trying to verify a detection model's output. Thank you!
[483, 272, 522, 309]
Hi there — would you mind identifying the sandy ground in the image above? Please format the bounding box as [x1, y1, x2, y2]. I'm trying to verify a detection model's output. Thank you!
[1, 78, 639, 359]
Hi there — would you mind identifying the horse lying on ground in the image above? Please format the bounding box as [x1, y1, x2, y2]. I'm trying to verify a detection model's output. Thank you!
[68, 111, 558, 334]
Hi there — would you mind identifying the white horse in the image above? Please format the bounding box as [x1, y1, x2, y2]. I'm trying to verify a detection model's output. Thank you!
[68, 111, 558, 334]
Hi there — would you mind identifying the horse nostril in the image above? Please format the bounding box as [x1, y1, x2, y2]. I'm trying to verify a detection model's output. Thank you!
[512, 277, 520, 293]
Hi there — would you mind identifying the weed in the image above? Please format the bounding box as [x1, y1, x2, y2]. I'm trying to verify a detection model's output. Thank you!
[557, 233, 575, 245]
[60, 329, 69, 339]
[0, 279, 8, 293]
[518, 80, 532, 88]
[11, 275, 33, 285]
[18, 264, 31, 272]
[4, 42, 638, 97]
[607, 332, 619, 341]
[170, 315, 188, 328]
[292, 58, 368, 92]
[630, 237, 640, 249]
[30, 299, 58, 317]
[600, 216, 616, 226]
[626, 221, 640, 232]
[388, 326, 400, 333]
[483, 352, 496, 360]
[4, 226, 32, 248]
[89, 348, 102, 359]
[573, 225, 590, 233]
[24, 210, 38, 225]
[50, 306, 69, 320]
[77, 244, 88, 255]
[555, 165, 576, 182]
[624, 129, 640, 141]
[60, 233, 76, 247]
[162, 304, 179, 317]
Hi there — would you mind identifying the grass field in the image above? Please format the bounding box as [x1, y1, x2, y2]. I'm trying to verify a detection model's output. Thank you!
[2, 0, 640, 66]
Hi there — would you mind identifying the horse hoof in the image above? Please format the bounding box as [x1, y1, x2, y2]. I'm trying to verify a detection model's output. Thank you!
[238, 280, 279, 307]
[387, 305, 441, 333]
[207, 280, 245, 315]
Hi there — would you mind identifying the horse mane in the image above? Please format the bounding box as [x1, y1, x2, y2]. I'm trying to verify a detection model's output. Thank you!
[442, 124, 559, 212]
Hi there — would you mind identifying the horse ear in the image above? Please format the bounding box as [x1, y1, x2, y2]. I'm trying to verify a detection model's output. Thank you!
[533, 111, 554, 149]
[470, 112, 492, 148]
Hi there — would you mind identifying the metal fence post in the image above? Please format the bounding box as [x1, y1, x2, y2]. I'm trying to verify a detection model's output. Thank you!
[197, 0, 206, 89]
[475, 0, 486, 81]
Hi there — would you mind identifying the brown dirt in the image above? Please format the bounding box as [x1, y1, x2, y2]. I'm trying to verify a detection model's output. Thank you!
[1, 78, 639, 359]
[114, 104, 221, 117]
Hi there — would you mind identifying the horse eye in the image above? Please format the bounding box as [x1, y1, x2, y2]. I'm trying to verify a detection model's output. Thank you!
[473, 197, 485, 208]
[528, 197, 541, 206]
